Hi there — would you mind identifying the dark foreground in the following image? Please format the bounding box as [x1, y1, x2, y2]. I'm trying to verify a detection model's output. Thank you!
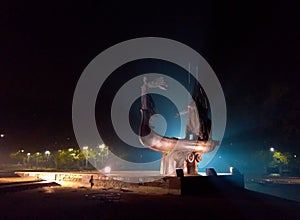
[0, 185, 299, 220]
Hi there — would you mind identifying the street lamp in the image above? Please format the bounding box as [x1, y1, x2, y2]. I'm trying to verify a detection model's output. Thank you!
[27, 153, 31, 164]
[45, 150, 50, 156]
[36, 152, 40, 167]
[45, 150, 50, 168]
[104, 166, 111, 174]
[83, 146, 89, 169]
[99, 144, 105, 149]
[98, 144, 108, 165]
[0, 134, 4, 138]
[270, 147, 275, 152]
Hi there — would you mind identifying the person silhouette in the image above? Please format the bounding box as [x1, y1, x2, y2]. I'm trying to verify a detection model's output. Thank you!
[89, 175, 94, 188]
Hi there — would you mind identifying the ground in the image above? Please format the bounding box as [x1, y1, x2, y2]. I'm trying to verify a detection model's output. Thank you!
[0, 172, 300, 220]
[0, 183, 299, 220]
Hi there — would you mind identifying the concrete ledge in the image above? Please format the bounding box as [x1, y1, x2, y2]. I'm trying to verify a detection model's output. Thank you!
[0, 181, 60, 194]
[13, 171, 244, 196]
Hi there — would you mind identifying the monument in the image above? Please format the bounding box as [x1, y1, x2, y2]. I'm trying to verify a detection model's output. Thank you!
[139, 76, 219, 175]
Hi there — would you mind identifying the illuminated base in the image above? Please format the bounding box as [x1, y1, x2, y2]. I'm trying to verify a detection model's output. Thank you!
[160, 151, 200, 176]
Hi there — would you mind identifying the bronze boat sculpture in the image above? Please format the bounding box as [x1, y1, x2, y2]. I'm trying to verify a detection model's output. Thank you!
[139, 77, 219, 175]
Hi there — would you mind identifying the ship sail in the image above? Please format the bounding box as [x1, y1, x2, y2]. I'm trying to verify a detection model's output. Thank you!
[186, 80, 211, 141]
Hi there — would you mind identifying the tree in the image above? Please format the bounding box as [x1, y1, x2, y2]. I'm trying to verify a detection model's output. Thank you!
[31, 152, 43, 168]
[81, 144, 111, 170]
[272, 151, 290, 166]
[10, 150, 26, 165]
[251, 148, 295, 175]
[270, 151, 292, 175]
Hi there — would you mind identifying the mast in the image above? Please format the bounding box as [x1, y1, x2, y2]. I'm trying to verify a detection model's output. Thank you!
[186, 65, 211, 141]
[185, 64, 200, 140]
[193, 67, 211, 141]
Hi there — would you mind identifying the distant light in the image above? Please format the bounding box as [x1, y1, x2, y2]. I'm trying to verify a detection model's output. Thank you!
[99, 144, 105, 149]
[68, 148, 73, 152]
[270, 147, 275, 152]
[229, 166, 234, 173]
[20, 149, 24, 153]
[0, 134, 4, 138]
[104, 166, 111, 174]
[83, 146, 88, 150]
[218, 156, 222, 159]
[27, 153, 31, 156]
[294, 155, 297, 158]
[45, 150, 50, 155]
[36, 152, 40, 155]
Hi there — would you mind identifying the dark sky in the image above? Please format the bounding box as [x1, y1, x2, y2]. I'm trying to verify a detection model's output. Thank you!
[0, 1, 299, 162]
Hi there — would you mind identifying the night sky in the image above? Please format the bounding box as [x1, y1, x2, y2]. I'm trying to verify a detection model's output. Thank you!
[0, 2, 299, 164]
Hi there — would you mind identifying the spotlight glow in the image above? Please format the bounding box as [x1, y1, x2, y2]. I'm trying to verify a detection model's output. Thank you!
[104, 166, 111, 174]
